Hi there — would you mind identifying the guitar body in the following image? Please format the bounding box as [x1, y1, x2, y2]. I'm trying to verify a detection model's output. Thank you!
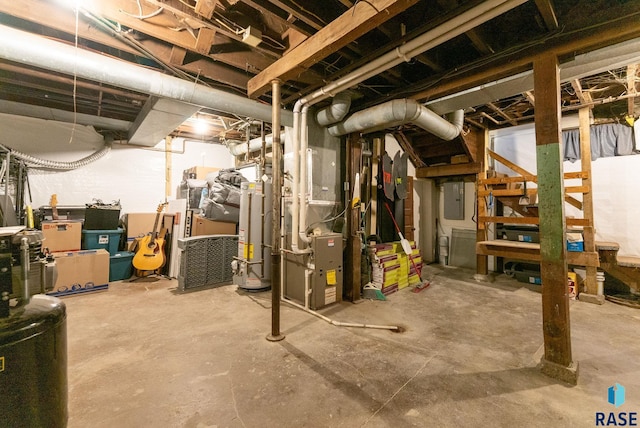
[132, 203, 168, 273]
[132, 235, 165, 271]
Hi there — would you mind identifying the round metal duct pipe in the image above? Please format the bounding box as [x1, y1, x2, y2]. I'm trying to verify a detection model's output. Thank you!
[0, 25, 293, 127]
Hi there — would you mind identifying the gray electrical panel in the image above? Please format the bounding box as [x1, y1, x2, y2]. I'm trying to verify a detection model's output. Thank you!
[444, 181, 465, 220]
[284, 233, 343, 310]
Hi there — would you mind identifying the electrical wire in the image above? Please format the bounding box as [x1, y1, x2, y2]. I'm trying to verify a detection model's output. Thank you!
[67, 6, 80, 145]
[305, 206, 348, 234]
[120, 7, 164, 20]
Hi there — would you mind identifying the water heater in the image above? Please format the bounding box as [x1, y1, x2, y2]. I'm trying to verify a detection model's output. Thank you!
[233, 178, 272, 290]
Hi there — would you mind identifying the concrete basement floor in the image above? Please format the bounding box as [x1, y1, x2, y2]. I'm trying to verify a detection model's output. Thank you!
[63, 264, 640, 427]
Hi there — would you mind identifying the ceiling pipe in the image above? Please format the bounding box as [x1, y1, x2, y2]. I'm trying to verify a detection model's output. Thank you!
[287, 0, 526, 251]
[226, 133, 287, 156]
[298, 0, 528, 108]
[315, 91, 352, 126]
[327, 99, 464, 140]
[0, 24, 293, 127]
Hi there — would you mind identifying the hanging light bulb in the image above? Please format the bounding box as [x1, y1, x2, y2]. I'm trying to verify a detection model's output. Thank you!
[194, 118, 210, 135]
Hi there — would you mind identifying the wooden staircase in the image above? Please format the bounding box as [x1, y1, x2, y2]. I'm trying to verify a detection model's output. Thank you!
[476, 149, 599, 270]
[596, 242, 640, 293]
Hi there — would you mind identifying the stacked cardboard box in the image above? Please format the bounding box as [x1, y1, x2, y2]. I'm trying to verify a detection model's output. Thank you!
[368, 241, 424, 294]
[41, 220, 111, 297]
[367, 243, 400, 295]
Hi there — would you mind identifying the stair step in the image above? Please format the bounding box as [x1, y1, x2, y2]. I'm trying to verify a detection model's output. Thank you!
[617, 256, 640, 268]
[596, 241, 620, 251]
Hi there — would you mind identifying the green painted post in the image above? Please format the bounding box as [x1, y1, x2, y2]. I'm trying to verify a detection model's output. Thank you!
[534, 54, 576, 383]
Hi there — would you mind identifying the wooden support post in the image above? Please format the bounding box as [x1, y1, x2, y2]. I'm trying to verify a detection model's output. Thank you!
[534, 53, 577, 384]
[165, 136, 172, 200]
[476, 128, 489, 277]
[368, 136, 383, 237]
[345, 134, 362, 302]
[578, 107, 601, 302]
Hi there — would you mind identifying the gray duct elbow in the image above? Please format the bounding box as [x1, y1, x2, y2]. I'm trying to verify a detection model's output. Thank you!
[315, 91, 353, 126]
[327, 99, 463, 141]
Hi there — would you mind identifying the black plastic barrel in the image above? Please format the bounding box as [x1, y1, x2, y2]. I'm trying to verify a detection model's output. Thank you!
[0, 295, 67, 428]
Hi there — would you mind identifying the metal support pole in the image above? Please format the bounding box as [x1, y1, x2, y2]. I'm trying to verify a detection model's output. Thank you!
[267, 79, 285, 342]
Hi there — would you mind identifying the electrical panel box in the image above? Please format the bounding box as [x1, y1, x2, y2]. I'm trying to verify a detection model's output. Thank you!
[284, 233, 343, 310]
[444, 181, 465, 220]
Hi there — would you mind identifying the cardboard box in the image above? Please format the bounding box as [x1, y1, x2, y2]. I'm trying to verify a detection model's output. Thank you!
[567, 232, 584, 252]
[124, 212, 159, 242]
[192, 217, 236, 236]
[48, 249, 110, 296]
[186, 166, 219, 180]
[41, 220, 82, 252]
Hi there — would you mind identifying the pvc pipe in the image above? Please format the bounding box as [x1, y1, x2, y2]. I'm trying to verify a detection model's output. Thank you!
[0, 24, 293, 127]
[300, 0, 527, 108]
[298, 105, 311, 244]
[282, 298, 399, 331]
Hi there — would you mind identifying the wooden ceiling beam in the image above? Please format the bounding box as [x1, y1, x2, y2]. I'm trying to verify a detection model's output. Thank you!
[247, 0, 419, 98]
[0, 0, 137, 56]
[238, 0, 312, 37]
[87, 0, 274, 73]
[487, 102, 518, 126]
[571, 79, 593, 105]
[627, 64, 638, 116]
[436, 0, 493, 56]
[534, 0, 559, 31]
[465, 28, 494, 55]
[409, 15, 640, 103]
[195, 0, 218, 19]
[138, 39, 250, 90]
[267, 0, 323, 31]
[524, 90, 535, 106]
[416, 162, 481, 178]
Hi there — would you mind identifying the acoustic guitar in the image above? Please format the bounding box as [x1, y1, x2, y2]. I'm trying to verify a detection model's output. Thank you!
[132, 203, 168, 272]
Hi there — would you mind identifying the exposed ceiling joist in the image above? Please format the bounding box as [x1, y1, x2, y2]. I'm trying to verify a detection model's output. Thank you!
[238, 0, 312, 36]
[571, 79, 593, 105]
[627, 64, 638, 115]
[195, 0, 218, 19]
[534, 0, 559, 30]
[487, 102, 518, 126]
[0, 0, 137, 55]
[107, 0, 273, 71]
[267, 0, 324, 31]
[523, 90, 535, 106]
[247, 0, 419, 98]
[410, 14, 640, 104]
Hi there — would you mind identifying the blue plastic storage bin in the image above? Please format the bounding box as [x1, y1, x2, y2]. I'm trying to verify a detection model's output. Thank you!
[82, 228, 123, 255]
[109, 251, 134, 281]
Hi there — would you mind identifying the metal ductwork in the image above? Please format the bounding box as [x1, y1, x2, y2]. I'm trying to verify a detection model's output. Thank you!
[0, 24, 293, 127]
[226, 133, 288, 156]
[327, 99, 464, 140]
[315, 91, 352, 126]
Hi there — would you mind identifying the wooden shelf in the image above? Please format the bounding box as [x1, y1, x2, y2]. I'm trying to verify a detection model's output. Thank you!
[476, 240, 600, 267]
